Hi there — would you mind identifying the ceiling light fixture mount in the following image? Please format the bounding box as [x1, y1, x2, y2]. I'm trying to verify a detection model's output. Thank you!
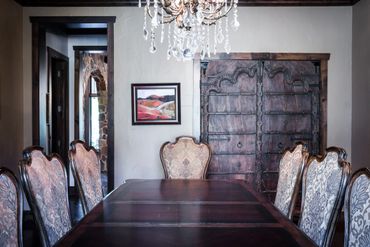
[139, 0, 239, 60]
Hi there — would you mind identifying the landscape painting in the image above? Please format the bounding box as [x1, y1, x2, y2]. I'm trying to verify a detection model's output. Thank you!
[131, 83, 181, 125]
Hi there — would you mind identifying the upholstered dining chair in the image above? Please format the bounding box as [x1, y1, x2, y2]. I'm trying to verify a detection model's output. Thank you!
[0, 167, 23, 247]
[344, 168, 370, 247]
[19, 146, 71, 247]
[274, 143, 309, 220]
[69, 140, 103, 215]
[298, 147, 351, 247]
[160, 136, 212, 179]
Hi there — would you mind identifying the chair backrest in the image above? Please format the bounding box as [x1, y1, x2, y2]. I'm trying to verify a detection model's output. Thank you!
[344, 168, 370, 247]
[69, 140, 103, 214]
[160, 136, 211, 179]
[274, 143, 308, 219]
[0, 167, 23, 247]
[298, 147, 350, 247]
[19, 146, 71, 247]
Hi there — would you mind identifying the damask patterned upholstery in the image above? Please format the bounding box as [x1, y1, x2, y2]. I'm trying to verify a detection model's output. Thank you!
[344, 168, 370, 247]
[160, 136, 211, 179]
[19, 147, 71, 247]
[298, 147, 350, 247]
[0, 168, 23, 247]
[69, 141, 103, 214]
[274, 143, 308, 219]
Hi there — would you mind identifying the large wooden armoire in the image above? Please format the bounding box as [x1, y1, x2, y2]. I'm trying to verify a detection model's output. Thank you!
[198, 53, 329, 201]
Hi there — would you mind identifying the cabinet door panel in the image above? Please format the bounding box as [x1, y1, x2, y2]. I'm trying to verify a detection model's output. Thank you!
[208, 134, 256, 155]
[263, 115, 311, 133]
[262, 134, 312, 153]
[208, 155, 255, 173]
[264, 95, 311, 113]
[208, 115, 256, 133]
[208, 95, 256, 113]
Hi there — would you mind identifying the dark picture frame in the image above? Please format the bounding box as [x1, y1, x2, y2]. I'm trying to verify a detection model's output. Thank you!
[131, 83, 181, 125]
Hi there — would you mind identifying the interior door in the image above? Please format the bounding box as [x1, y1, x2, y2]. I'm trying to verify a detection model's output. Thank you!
[200, 60, 259, 186]
[260, 60, 321, 200]
[51, 57, 69, 164]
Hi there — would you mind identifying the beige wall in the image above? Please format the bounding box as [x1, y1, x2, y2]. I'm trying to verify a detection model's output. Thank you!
[22, 7, 352, 187]
[352, 0, 370, 172]
[0, 0, 23, 173]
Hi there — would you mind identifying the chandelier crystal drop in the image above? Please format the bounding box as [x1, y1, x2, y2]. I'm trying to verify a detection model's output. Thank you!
[139, 0, 239, 61]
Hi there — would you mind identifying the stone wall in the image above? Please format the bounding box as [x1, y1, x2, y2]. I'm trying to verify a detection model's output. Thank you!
[82, 53, 108, 172]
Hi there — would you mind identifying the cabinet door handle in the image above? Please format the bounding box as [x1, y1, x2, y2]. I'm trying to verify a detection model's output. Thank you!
[278, 142, 284, 149]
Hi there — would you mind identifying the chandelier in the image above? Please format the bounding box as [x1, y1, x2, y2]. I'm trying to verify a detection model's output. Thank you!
[139, 0, 239, 60]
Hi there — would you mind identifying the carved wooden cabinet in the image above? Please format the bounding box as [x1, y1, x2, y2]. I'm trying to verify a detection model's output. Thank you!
[199, 53, 329, 201]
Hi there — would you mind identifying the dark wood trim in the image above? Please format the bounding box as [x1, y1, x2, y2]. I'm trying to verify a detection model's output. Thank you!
[30, 16, 116, 24]
[73, 46, 107, 51]
[107, 21, 115, 192]
[74, 50, 80, 140]
[32, 23, 41, 145]
[320, 59, 328, 154]
[196, 52, 330, 61]
[17, 0, 360, 7]
[66, 28, 107, 35]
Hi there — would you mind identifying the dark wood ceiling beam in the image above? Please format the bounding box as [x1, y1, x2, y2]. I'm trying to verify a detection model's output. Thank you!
[15, 0, 361, 7]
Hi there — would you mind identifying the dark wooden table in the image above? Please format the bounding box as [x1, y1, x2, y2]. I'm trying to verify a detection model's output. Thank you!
[56, 179, 316, 247]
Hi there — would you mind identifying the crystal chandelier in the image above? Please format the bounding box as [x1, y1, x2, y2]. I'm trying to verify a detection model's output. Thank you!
[139, 0, 239, 60]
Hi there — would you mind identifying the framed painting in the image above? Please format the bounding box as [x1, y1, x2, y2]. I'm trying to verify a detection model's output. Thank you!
[131, 83, 181, 125]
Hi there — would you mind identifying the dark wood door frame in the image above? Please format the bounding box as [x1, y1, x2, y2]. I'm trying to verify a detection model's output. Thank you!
[31, 16, 116, 192]
[194, 52, 329, 153]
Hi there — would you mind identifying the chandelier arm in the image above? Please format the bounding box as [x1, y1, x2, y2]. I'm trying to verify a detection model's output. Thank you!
[202, 1, 234, 23]
[203, 0, 233, 15]
[161, 15, 177, 24]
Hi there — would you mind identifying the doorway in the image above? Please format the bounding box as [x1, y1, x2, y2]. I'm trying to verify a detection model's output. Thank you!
[31, 16, 116, 192]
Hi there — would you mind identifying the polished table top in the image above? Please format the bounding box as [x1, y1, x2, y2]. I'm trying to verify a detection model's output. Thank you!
[56, 179, 316, 247]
